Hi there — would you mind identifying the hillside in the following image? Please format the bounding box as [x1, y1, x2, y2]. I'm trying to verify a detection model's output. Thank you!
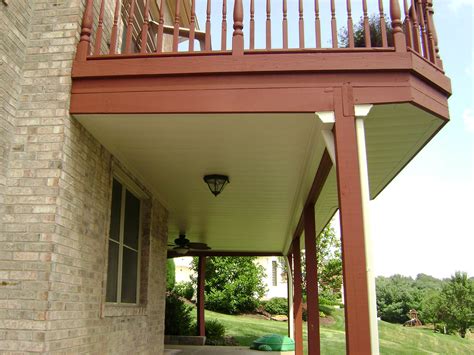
[199, 309, 474, 354]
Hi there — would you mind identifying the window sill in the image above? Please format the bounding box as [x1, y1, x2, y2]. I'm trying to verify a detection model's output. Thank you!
[104, 303, 147, 317]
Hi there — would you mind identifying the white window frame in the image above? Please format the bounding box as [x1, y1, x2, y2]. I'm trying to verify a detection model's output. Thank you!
[106, 173, 144, 305]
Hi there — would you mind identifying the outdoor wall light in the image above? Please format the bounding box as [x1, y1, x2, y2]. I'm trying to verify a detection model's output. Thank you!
[203, 174, 230, 197]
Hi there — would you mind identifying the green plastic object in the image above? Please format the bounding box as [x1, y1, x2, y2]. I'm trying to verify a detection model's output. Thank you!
[250, 334, 295, 352]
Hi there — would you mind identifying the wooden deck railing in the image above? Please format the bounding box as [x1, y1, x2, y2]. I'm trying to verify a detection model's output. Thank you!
[76, 0, 442, 68]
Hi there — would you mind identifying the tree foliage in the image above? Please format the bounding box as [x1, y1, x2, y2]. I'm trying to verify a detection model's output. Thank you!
[433, 272, 474, 338]
[166, 259, 176, 291]
[299, 223, 342, 303]
[339, 14, 393, 48]
[192, 256, 266, 314]
[376, 272, 474, 338]
[376, 275, 422, 323]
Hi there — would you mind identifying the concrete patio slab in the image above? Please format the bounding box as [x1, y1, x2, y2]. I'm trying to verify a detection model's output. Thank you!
[164, 345, 295, 354]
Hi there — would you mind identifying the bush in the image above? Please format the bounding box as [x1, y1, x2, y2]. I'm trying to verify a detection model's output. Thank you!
[205, 319, 226, 345]
[165, 293, 194, 335]
[192, 256, 266, 315]
[264, 297, 288, 315]
[174, 281, 194, 300]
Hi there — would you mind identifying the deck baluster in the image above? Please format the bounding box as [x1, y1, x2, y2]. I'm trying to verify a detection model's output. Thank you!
[345, 0, 354, 48]
[205, 0, 211, 50]
[423, 0, 435, 62]
[110, 0, 121, 54]
[425, 0, 442, 67]
[189, 0, 196, 51]
[94, 0, 106, 55]
[298, 0, 305, 48]
[390, 0, 407, 52]
[156, 0, 164, 53]
[362, 0, 371, 47]
[172, 0, 181, 52]
[410, 0, 421, 53]
[283, 0, 288, 49]
[76, 0, 94, 60]
[417, 0, 429, 58]
[403, 0, 413, 49]
[222, 0, 227, 50]
[250, 0, 255, 49]
[232, 0, 244, 55]
[378, 0, 388, 47]
[266, 0, 272, 49]
[315, 0, 321, 48]
[330, 0, 337, 48]
[125, 0, 137, 53]
[140, 0, 151, 53]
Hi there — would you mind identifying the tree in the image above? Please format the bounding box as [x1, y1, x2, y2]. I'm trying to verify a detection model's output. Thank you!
[278, 222, 343, 303]
[192, 256, 266, 314]
[166, 259, 176, 291]
[315, 224, 342, 302]
[376, 275, 422, 323]
[339, 14, 393, 48]
[434, 272, 474, 338]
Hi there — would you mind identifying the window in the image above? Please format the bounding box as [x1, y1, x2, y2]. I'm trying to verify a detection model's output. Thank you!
[106, 178, 141, 304]
[272, 260, 278, 287]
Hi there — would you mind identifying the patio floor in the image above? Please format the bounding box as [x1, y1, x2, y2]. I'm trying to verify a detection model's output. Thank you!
[164, 345, 295, 354]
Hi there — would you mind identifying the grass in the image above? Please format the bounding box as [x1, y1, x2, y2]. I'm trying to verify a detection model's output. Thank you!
[193, 308, 474, 354]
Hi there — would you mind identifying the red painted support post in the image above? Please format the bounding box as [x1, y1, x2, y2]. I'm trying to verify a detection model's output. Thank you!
[304, 206, 320, 355]
[333, 84, 372, 354]
[197, 256, 206, 336]
[292, 239, 303, 355]
[76, 0, 94, 61]
[390, 0, 407, 52]
[232, 0, 244, 55]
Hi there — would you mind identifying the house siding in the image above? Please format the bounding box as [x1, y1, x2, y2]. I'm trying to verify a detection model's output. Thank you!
[0, 1, 168, 353]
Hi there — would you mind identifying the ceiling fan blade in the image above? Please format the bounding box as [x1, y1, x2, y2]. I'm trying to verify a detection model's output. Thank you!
[188, 242, 211, 250]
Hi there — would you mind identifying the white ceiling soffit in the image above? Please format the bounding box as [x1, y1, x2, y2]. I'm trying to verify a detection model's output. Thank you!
[76, 113, 323, 253]
[75, 103, 443, 254]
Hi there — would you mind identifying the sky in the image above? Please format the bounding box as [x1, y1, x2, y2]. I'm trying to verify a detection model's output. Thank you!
[188, 0, 474, 279]
[368, 0, 474, 279]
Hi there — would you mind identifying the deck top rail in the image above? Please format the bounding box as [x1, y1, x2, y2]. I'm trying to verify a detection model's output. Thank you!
[76, 0, 442, 68]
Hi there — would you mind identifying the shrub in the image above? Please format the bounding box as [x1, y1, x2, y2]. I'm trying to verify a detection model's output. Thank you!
[192, 256, 266, 315]
[264, 297, 288, 315]
[164, 293, 194, 335]
[174, 281, 194, 300]
[205, 319, 226, 345]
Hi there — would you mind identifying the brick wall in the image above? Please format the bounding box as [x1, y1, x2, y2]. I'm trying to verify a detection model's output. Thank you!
[0, 1, 169, 352]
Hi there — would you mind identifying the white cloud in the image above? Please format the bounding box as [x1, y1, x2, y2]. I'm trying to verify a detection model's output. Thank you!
[463, 108, 474, 133]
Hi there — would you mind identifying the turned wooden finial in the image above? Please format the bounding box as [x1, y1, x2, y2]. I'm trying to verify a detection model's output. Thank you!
[232, 0, 244, 55]
[76, 0, 94, 61]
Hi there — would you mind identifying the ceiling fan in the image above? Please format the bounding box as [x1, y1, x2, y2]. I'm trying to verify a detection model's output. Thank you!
[168, 234, 211, 256]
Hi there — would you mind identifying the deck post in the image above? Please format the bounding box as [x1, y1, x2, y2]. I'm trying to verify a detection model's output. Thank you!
[232, 0, 244, 55]
[76, 0, 94, 61]
[292, 238, 304, 355]
[333, 84, 372, 354]
[390, 0, 407, 52]
[197, 256, 206, 336]
[304, 205, 320, 355]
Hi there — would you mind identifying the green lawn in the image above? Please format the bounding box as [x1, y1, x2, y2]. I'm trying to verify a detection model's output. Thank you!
[195, 309, 474, 354]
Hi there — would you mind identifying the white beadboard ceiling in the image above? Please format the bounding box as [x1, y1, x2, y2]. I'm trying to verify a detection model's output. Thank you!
[75, 103, 443, 254]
